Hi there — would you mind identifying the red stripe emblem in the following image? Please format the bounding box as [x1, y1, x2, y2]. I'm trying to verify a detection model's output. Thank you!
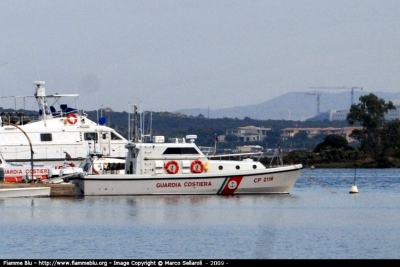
[219, 176, 243, 195]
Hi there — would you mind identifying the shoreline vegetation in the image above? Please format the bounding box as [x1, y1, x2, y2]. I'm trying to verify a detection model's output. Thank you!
[278, 154, 400, 169]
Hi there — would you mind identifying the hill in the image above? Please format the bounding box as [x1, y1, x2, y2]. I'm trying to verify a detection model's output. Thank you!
[176, 91, 400, 121]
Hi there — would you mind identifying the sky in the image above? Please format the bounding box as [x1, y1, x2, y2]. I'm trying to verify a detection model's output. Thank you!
[0, 0, 399, 113]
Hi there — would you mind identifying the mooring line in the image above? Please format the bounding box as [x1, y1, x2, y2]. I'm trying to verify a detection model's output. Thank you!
[306, 176, 336, 194]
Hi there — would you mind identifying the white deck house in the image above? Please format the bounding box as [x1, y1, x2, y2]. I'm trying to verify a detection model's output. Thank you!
[328, 104, 400, 122]
[280, 126, 363, 142]
[226, 126, 271, 142]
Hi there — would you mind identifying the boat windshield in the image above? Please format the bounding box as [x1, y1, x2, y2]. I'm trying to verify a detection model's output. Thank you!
[163, 147, 200, 155]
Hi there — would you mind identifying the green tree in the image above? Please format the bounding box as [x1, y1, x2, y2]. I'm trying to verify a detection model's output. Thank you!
[224, 134, 238, 142]
[292, 131, 309, 142]
[384, 119, 400, 157]
[314, 134, 349, 153]
[346, 93, 396, 158]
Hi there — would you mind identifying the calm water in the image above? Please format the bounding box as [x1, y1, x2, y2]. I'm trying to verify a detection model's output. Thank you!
[1, 168, 400, 259]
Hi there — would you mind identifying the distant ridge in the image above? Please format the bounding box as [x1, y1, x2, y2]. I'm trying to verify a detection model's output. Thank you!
[176, 91, 400, 121]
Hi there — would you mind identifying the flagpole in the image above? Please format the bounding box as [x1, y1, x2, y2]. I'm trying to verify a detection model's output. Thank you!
[214, 133, 219, 154]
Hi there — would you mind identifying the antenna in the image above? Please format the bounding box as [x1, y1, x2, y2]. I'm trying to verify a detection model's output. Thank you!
[304, 93, 321, 115]
[128, 102, 131, 141]
[34, 47, 41, 80]
[133, 104, 138, 142]
[309, 86, 363, 106]
[149, 109, 153, 140]
[33, 81, 49, 122]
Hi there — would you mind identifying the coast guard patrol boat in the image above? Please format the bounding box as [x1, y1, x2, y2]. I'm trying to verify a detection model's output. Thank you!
[0, 81, 127, 167]
[70, 117, 303, 196]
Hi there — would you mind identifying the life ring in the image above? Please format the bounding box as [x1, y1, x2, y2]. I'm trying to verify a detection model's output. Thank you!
[164, 160, 179, 174]
[190, 160, 204, 173]
[67, 113, 78, 124]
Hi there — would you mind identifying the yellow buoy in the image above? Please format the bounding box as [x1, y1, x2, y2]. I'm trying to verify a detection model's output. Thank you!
[204, 162, 209, 172]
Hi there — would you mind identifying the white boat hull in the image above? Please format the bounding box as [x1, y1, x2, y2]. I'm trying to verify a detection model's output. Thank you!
[72, 165, 302, 196]
[0, 187, 51, 198]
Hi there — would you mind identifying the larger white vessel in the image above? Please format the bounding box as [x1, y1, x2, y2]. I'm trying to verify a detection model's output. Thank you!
[0, 81, 128, 167]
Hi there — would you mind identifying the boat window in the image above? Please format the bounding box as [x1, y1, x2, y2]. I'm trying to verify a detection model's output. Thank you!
[163, 147, 199, 155]
[40, 133, 52, 142]
[108, 162, 125, 171]
[111, 132, 122, 140]
[84, 132, 97, 141]
[131, 152, 136, 158]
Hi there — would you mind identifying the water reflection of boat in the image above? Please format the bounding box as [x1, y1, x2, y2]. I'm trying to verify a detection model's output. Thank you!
[0, 81, 128, 167]
[0, 187, 50, 198]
